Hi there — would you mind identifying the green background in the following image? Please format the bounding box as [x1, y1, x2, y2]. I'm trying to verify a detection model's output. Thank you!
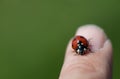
[0, 0, 120, 79]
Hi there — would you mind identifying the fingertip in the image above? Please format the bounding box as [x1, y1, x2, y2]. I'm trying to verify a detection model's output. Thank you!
[65, 24, 109, 57]
[75, 24, 107, 52]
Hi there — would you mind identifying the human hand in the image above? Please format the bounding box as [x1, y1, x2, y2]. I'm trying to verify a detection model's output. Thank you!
[59, 25, 112, 79]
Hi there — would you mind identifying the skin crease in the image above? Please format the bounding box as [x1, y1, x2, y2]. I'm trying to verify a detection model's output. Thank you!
[59, 25, 112, 79]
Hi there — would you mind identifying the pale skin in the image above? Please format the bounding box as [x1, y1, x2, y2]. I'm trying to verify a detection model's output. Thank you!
[59, 25, 112, 79]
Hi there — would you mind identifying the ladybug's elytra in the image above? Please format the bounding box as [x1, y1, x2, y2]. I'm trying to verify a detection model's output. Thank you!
[72, 35, 89, 55]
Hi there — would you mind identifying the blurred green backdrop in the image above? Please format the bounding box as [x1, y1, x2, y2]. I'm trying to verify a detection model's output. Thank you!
[0, 0, 120, 79]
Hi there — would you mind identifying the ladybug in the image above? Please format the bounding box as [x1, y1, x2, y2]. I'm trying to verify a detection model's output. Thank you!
[72, 35, 89, 55]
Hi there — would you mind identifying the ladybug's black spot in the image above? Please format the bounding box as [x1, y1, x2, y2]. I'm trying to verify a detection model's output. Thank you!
[72, 44, 73, 47]
[80, 36, 84, 38]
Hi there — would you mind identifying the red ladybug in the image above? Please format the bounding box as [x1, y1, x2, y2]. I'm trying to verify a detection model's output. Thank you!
[72, 36, 89, 55]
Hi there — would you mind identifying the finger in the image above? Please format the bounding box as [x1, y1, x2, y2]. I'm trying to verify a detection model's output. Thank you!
[59, 24, 112, 79]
